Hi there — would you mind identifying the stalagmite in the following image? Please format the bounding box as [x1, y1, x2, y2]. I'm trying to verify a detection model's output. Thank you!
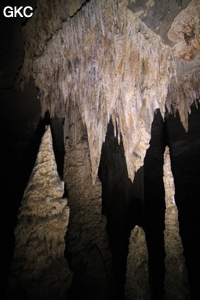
[163, 146, 190, 300]
[7, 126, 73, 300]
[125, 225, 150, 300]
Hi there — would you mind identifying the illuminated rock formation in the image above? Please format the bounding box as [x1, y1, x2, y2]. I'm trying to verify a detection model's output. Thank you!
[17, 0, 176, 185]
[125, 225, 150, 300]
[8, 126, 72, 300]
[163, 146, 190, 300]
[5, 0, 199, 298]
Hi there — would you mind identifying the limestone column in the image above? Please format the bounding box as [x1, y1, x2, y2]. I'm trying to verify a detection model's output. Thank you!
[7, 125, 73, 300]
[64, 107, 114, 299]
[125, 225, 150, 300]
[163, 146, 190, 300]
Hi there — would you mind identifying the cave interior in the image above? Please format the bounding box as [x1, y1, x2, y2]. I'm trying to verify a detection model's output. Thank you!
[0, 0, 200, 299]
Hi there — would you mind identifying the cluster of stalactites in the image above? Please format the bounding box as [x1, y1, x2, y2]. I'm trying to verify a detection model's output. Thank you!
[29, 0, 174, 184]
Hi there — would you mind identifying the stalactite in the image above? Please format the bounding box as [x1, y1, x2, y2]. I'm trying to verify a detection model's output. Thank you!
[125, 225, 150, 300]
[166, 67, 200, 131]
[163, 146, 191, 300]
[7, 126, 73, 300]
[22, 0, 174, 184]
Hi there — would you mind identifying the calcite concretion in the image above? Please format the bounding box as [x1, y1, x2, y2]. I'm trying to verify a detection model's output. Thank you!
[125, 225, 150, 300]
[8, 126, 72, 300]
[163, 146, 190, 300]
[20, 0, 174, 184]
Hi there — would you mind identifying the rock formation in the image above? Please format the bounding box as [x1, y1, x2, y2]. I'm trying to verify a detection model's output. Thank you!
[64, 111, 114, 299]
[1, 0, 200, 299]
[17, 0, 176, 185]
[163, 146, 190, 300]
[14, 0, 199, 186]
[125, 225, 150, 300]
[7, 125, 72, 300]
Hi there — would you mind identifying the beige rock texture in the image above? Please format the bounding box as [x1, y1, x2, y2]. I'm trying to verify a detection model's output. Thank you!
[64, 109, 114, 299]
[125, 225, 150, 300]
[163, 146, 191, 300]
[7, 126, 73, 300]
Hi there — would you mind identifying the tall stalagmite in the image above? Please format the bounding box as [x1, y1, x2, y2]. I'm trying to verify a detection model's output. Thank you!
[125, 225, 150, 300]
[163, 146, 190, 300]
[7, 126, 72, 300]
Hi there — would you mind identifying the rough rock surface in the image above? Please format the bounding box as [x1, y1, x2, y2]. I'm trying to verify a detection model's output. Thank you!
[125, 225, 150, 300]
[163, 146, 190, 300]
[168, 0, 200, 62]
[7, 126, 72, 300]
